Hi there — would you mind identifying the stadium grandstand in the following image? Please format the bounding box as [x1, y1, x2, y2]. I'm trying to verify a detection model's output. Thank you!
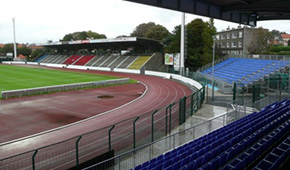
[34, 37, 165, 71]
[200, 57, 290, 86]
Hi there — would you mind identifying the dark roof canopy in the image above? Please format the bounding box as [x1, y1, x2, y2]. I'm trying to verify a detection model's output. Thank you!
[39, 37, 163, 52]
[124, 0, 290, 26]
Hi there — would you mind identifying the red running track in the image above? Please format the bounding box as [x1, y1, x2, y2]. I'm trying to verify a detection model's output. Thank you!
[0, 83, 146, 143]
[0, 67, 193, 162]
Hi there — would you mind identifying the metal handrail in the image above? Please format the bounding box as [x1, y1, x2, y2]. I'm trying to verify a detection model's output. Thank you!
[84, 103, 245, 170]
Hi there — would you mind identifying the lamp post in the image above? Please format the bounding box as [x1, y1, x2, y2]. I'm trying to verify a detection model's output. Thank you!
[12, 17, 17, 60]
[212, 36, 216, 101]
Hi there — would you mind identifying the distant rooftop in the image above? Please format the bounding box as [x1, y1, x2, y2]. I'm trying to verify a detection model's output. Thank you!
[281, 34, 290, 39]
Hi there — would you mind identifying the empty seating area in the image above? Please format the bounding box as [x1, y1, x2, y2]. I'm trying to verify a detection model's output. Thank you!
[74, 55, 95, 65]
[132, 99, 290, 170]
[85, 55, 103, 66]
[35, 54, 152, 69]
[202, 58, 290, 85]
[39, 54, 59, 63]
[99, 55, 116, 67]
[109, 55, 127, 68]
[254, 135, 290, 170]
[35, 54, 48, 62]
[115, 56, 137, 68]
[128, 56, 151, 69]
[62, 55, 82, 65]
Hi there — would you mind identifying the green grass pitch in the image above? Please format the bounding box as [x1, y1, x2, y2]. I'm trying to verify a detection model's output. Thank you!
[0, 64, 123, 93]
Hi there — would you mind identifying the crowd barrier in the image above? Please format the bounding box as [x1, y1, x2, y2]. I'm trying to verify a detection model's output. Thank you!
[83, 101, 248, 170]
[1, 78, 130, 99]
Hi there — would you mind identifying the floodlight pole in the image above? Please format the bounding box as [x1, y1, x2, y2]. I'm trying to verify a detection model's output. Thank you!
[12, 17, 17, 60]
[180, 12, 185, 76]
[212, 36, 216, 101]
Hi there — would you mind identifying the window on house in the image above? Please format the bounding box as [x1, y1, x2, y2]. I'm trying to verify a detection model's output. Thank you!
[227, 33, 230, 39]
[221, 42, 226, 48]
[238, 41, 242, 47]
[227, 42, 230, 48]
[239, 31, 243, 38]
[232, 42, 237, 47]
[232, 32, 237, 39]
[221, 34, 226, 40]
[216, 35, 220, 40]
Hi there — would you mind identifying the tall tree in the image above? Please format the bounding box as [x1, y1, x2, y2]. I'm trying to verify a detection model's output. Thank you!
[116, 35, 129, 38]
[3, 44, 14, 53]
[165, 25, 181, 53]
[61, 31, 106, 41]
[0, 47, 4, 53]
[165, 18, 217, 69]
[145, 24, 170, 41]
[18, 46, 32, 57]
[200, 18, 217, 65]
[131, 22, 156, 37]
[247, 28, 272, 54]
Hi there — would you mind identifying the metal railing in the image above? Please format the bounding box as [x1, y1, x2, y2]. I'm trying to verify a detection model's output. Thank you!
[0, 85, 205, 170]
[84, 100, 251, 170]
[227, 54, 290, 61]
[253, 94, 289, 111]
[197, 56, 230, 73]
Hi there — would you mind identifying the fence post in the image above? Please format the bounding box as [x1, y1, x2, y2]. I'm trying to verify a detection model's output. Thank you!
[202, 85, 206, 103]
[108, 125, 115, 152]
[165, 105, 171, 134]
[190, 93, 194, 115]
[253, 84, 256, 104]
[179, 97, 186, 125]
[133, 116, 140, 149]
[151, 109, 158, 142]
[212, 80, 215, 101]
[32, 150, 38, 170]
[233, 82, 236, 102]
[76, 136, 82, 167]
[196, 90, 199, 110]
[169, 103, 175, 135]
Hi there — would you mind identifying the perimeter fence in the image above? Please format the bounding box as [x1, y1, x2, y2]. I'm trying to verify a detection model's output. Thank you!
[0, 83, 205, 170]
[83, 99, 252, 170]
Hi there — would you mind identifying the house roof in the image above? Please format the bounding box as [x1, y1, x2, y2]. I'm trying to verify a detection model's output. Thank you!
[281, 34, 290, 39]
[18, 54, 26, 59]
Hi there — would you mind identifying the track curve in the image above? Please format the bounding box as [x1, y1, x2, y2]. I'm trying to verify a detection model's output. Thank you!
[0, 68, 193, 161]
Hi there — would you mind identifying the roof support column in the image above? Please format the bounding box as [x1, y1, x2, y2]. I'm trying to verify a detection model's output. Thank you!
[180, 12, 185, 76]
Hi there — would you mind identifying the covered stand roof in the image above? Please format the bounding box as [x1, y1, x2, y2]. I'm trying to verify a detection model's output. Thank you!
[39, 37, 163, 52]
[124, 0, 290, 26]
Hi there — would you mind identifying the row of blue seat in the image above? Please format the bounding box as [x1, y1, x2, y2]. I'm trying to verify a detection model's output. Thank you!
[253, 135, 290, 170]
[202, 58, 290, 85]
[133, 99, 290, 170]
[223, 120, 289, 170]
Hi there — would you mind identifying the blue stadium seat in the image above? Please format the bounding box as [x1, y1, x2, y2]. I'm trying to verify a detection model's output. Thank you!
[172, 161, 181, 169]
[202, 58, 288, 85]
[132, 100, 290, 170]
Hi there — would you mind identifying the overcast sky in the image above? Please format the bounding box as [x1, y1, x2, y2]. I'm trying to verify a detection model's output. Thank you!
[1, 0, 290, 44]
